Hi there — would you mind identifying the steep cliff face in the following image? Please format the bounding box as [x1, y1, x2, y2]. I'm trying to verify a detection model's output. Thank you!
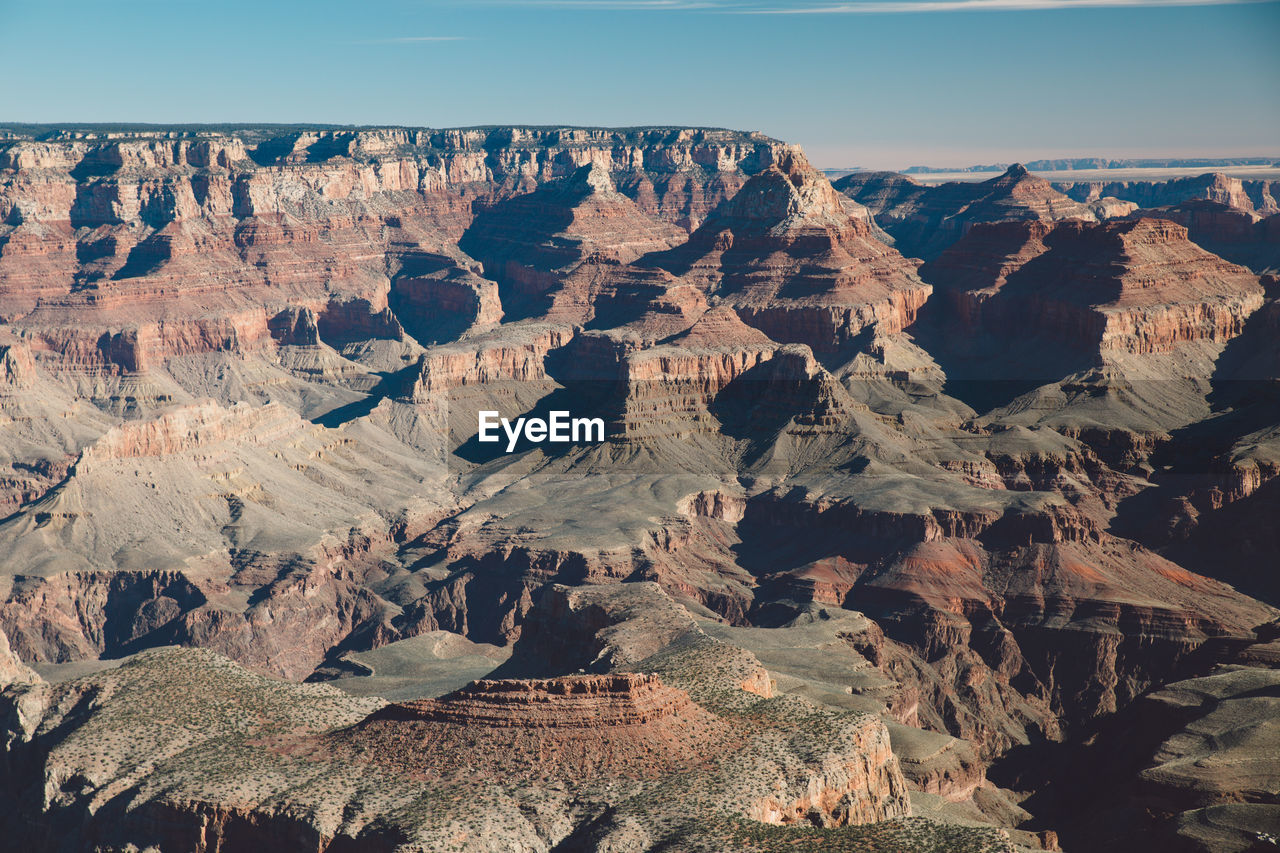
[913, 217, 1268, 478]
[405, 324, 572, 398]
[0, 127, 783, 229]
[389, 252, 503, 345]
[0, 127, 783, 375]
[742, 713, 909, 828]
[0, 627, 40, 688]
[733, 477, 1274, 755]
[566, 307, 784, 441]
[830, 171, 928, 220]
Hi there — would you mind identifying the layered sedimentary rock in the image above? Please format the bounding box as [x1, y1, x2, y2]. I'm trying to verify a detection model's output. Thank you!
[832, 170, 928, 221]
[389, 672, 696, 727]
[923, 218, 1265, 358]
[0, 627, 39, 689]
[0, 127, 782, 379]
[1136, 199, 1280, 274]
[404, 323, 571, 398]
[355, 673, 735, 781]
[641, 148, 932, 352]
[733, 475, 1274, 759]
[835, 164, 1117, 260]
[459, 162, 686, 323]
[0, 125, 1277, 853]
[915, 216, 1268, 479]
[0, 126, 783, 228]
[565, 307, 784, 440]
[388, 250, 503, 345]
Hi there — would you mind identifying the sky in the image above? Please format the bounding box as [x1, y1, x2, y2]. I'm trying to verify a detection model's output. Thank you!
[0, 0, 1277, 169]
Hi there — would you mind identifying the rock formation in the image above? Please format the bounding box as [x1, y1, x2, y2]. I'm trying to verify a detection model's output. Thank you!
[0, 590, 936, 851]
[0, 125, 1275, 853]
[641, 147, 932, 352]
[0, 126, 782, 382]
[1053, 171, 1278, 215]
[923, 218, 1264, 360]
[835, 164, 1119, 260]
[459, 162, 686, 323]
[1134, 199, 1280, 274]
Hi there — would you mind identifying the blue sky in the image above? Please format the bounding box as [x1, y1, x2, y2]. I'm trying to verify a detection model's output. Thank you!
[0, 0, 1276, 168]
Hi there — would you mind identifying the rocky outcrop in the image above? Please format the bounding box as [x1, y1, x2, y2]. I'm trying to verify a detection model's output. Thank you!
[404, 323, 570, 398]
[347, 585, 912, 827]
[737, 480, 1275, 753]
[0, 628, 39, 689]
[386, 672, 702, 727]
[0, 340, 34, 388]
[745, 711, 909, 828]
[912, 217, 1266, 478]
[566, 307, 785, 440]
[341, 670, 736, 781]
[389, 252, 503, 345]
[0, 629, 926, 852]
[831, 171, 928, 220]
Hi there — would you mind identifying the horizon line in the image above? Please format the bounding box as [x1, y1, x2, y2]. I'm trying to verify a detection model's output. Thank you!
[467, 0, 1278, 12]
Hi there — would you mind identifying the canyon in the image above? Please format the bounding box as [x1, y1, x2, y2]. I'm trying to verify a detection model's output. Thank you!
[0, 125, 1276, 853]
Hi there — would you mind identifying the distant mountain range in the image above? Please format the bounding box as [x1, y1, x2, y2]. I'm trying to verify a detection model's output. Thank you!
[902, 157, 1278, 173]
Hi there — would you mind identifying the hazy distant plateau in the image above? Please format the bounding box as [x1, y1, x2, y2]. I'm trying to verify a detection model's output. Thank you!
[906, 164, 1280, 184]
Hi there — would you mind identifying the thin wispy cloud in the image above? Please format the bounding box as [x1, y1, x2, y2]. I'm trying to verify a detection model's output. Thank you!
[463, 1, 724, 8]
[554, 1, 721, 5]
[353, 36, 470, 44]
[751, 0, 1274, 12]
[469, 0, 1273, 10]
